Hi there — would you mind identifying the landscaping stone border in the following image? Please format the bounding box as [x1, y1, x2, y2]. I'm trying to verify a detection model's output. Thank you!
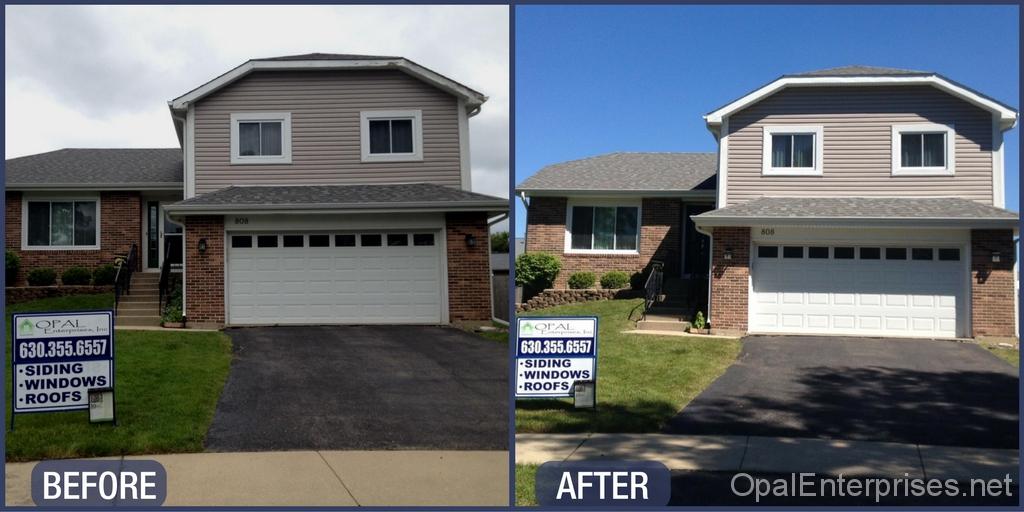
[516, 288, 643, 312]
[6, 285, 114, 304]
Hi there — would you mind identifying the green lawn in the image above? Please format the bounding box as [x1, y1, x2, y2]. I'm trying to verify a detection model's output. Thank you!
[516, 298, 741, 433]
[516, 464, 539, 507]
[6, 293, 232, 461]
[987, 346, 1020, 367]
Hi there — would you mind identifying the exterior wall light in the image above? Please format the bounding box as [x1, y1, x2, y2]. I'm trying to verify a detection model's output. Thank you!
[198, 238, 208, 254]
[465, 234, 476, 247]
[992, 251, 1001, 263]
[723, 248, 733, 260]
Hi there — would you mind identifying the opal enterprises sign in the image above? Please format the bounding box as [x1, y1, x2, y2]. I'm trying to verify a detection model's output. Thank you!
[516, 316, 597, 399]
[12, 311, 114, 414]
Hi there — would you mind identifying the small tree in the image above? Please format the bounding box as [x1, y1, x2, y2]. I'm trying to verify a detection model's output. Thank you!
[5, 250, 20, 284]
[515, 252, 561, 298]
[490, 231, 510, 253]
[567, 272, 596, 289]
[692, 311, 707, 331]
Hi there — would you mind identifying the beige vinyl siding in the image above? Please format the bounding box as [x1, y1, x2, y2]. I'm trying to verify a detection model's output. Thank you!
[726, 86, 994, 205]
[193, 70, 461, 194]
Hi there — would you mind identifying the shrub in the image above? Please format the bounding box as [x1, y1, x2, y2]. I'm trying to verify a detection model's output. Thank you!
[93, 264, 118, 286]
[490, 231, 510, 253]
[515, 252, 561, 295]
[600, 271, 630, 289]
[567, 272, 596, 290]
[5, 250, 20, 284]
[693, 311, 706, 330]
[61, 266, 92, 286]
[629, 271, 645, 290]
[26, 268, 57, 286]
[162, 281, 184, 323]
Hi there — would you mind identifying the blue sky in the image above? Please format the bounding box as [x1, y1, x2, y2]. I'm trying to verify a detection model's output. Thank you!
[513, 5, 1019, 236]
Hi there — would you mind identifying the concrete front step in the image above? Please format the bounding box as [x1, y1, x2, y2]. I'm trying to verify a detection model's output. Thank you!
[636, 319, 691, 333]
[116, 315, 162, 327]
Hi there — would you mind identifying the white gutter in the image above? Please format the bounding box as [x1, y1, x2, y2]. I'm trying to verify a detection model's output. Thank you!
[517, 189, 716, 198]
[164, 201, 508, 216]
[693, 216, 1018, 229]
[7, 183, 183, 191]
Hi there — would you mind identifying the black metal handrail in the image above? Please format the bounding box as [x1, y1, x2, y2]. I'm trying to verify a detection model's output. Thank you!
[639, 260, 664, 321]
[113, 243, 138, 313]
[158, 243, 173, 312]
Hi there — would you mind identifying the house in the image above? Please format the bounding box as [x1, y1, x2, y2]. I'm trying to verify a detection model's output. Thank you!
[517, 66, 1018, 339]
[6, 53, 507, 328]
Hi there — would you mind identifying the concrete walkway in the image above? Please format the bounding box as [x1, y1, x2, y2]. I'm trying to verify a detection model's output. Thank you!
[6, 450, 508, 507]
[516, 434, 1018, 481]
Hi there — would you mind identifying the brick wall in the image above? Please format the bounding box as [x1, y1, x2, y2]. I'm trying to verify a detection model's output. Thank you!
[184, 216, 225, 326]
[446, 212, 492, 323]
[971, 229, 1015, 338]
[524, 196, 682, 288]
[709, 227, 750, 334]
[5, 191, 141, 285]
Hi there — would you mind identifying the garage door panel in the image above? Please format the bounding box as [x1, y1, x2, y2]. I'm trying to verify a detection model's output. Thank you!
[751, 243, 964, 338]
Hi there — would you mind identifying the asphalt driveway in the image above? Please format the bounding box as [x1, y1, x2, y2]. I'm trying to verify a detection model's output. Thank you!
[205, 325, 508, 451]
[664, 335, 1018, 449]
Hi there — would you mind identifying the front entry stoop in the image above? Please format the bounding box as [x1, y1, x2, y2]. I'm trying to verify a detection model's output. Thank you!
[115, 273, 162, 328]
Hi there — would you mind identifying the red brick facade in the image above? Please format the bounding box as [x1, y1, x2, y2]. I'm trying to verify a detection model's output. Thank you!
[5, 191, 142, 285]
[446, 212, 493, 323]
[525, 197, 682, 288]
[183, 216, 225, 326]
[709, 227, 750, 334]
[971, 229, 1016, 338]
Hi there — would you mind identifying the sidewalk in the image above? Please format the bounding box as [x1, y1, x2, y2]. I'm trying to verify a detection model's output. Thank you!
[516, 434, 1018, 481]
[6, 450, 508, 507]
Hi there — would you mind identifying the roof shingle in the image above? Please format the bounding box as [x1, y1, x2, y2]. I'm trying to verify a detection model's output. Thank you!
[786, 65, 932, 77]
[517, 152, 717, 193]
[6, 148, 182, 188]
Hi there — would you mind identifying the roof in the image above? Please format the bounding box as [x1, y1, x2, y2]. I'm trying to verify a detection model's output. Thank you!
[705, 66, 1018, 130]
[169, 54, 487, 114]
[517, 152, 717, 196]
[5, 148, 183, 190]
[164, 183, 507, 215]
[786, 65, 931, 77]
[693, 197, 1019, 229]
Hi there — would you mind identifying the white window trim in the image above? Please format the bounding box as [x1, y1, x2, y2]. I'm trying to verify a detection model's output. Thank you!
[230, 112, 292, 165]
[563, 199, 642, 255]
[360, 110, 424, 163]
[891, 123, 956, 176]
[22, 195, 101, 251]
[761, 125, 824, 176]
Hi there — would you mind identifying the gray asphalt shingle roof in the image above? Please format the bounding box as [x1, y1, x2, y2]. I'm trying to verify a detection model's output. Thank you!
[5, 148, 182, 188]
[694, 197, 1018, 227]
[253, 52, 401, 61]
[786, 65, 932, 77]
[167, 183, 507, 212]
[517, 152, 717, 193]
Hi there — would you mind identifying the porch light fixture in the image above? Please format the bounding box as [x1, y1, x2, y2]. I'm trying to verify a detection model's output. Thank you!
[198, 238, 208, 254]
[465, 234, 476, 247]
[723, 248, 733, 260]
[992, 251, 1001, 263]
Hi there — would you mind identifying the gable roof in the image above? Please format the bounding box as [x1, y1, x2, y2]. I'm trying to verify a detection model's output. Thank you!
[693, 197, 1018, 229]
[169, 54, 487, 114]
[705, 66, 1018, 130]
[5, 148, 183, 191]
[517, 152, 717, 196]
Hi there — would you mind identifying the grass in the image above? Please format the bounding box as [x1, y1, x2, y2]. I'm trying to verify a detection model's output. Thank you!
[515, 464, 539, 507]
[987, 346, 1019, 367]
[6, 293, 232, 461]
[515, 298, 741, 433]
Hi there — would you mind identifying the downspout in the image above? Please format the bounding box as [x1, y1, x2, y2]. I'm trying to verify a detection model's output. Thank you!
[694, 223, 714, 327]
[170, 112, 188, 324]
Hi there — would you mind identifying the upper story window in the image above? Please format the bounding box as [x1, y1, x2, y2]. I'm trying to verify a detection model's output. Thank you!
[23, 198, 99, 250]
[230, 112, 292, 165]
[566, 203, 640, 253]
[891, 123, 955, 176]
[761, 125, 824, 176]
[360, 110, 423, 162]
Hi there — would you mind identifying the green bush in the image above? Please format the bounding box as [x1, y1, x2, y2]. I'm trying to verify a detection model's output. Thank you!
[600, 271, 630, 289]
[629, 271, 645, 290]
[515, 252, 561, 294]
[26, 268, 57, 286]
[61, 266, 92, 286]
[693, 311, 706, 330]
[567, 272, 596, 289]
[92, 264, 118, 286]
[6, 250, 20, 284]
[162, 281, 184, 323]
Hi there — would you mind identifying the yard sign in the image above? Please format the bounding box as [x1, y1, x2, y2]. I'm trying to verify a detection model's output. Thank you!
[515, 316, 597, 399]
[11, 310, 114, 420]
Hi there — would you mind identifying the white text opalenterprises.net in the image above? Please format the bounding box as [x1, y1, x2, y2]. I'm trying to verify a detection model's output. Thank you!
[731, 472, 1014, 503]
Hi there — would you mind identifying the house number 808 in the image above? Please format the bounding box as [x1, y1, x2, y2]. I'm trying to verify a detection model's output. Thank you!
[760, 228, 775, 236]
[234, 217, 249, 225]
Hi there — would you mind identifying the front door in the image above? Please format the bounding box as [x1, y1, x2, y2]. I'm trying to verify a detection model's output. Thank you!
[145, 201, 184, 271]
[682, 203, 713, 278]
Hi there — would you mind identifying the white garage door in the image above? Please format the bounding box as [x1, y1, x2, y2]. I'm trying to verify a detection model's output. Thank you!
[751, 244, 966, 338]
[227, 232, 443, 325]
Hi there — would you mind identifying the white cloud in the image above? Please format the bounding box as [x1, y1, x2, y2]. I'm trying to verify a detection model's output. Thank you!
[5, 5, 509, 199]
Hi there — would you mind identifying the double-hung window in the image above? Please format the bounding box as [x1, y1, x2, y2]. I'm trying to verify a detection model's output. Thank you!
[891, 123, 955, 176]
[567, 205, 640, 252]
[24, 198, 99, 249]
[360, 110, 423, 162]
[762, 125, 824, 176]
[230, 112, 292, 164]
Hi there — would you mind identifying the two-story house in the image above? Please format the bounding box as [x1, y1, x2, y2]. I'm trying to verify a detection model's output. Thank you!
[518, 66, 1018, 339]
[6, 53, 506, 328]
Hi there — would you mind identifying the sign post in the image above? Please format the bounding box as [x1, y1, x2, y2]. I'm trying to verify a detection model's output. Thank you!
[514, 316, 598, 406]
[11, 310, 115, 428]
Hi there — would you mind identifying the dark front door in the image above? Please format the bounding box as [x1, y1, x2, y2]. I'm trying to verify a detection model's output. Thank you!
[146, 201, 160, 269]
[682, 204, 713, 278]
[163, 211, 183, 268]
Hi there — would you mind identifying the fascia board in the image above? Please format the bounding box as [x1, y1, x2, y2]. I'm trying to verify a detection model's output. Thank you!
[6, 183, 184, 192]
[692, 215, 1019, 229]
[517, 188, 716, 198]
